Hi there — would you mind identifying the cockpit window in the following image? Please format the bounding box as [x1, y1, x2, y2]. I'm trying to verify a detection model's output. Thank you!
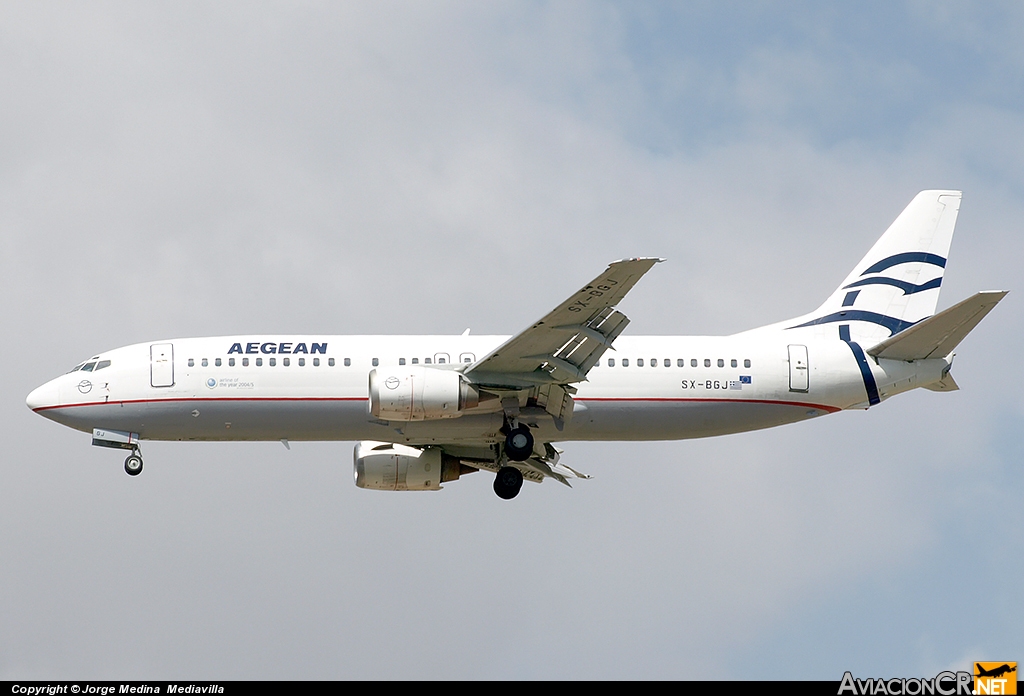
[68, 356, 104, 373]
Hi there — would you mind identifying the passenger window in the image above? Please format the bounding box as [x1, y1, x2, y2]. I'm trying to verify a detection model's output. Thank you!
[677, 359, 684, 367]
[95, 360, 111, 371]
[438, 357, 446, 364]
[731, 359, 737, 368]
[622, 359, 629, 367]
[744, 359, 751, 368]
[372, 358, 379, 367]
[313, 358, 320, 367]
[412, 358, 419, 364]
[229, 358, 235, 367]
[283, 358, 290, 367]
[187, 359, 194, 368]
[399, 358, 406, 365]
[717, 359, 724, 368]
[664, 359, 671, 367]
[344, 358, 351, 366]
[242, 358, 249, 367]
[270, 358, 277, 367]
[651, 358, 657, 367]
[691, 359, 698, 367]
[299, 358, 305, 366]
[202, 358, 208, 367]
[424, 357, 432, 364]
[608, 358, 615, 367]
[704, 359, 711, 367]
[256, 358, 263, 366]
[638, 358, 644, 367]
[460, 353, 475, 364]
[329, 358, 336, 366]
[215, 358, 222, 367]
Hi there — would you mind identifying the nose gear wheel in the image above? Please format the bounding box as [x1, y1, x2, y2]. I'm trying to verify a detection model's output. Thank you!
[124, 452, 143, 476]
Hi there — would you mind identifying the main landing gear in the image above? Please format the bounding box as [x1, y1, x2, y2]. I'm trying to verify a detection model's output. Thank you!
[124, 450, 143, 476]
[494, 422, 534, 500]
[495, 398, 534, 499]
[493, 466, 524, 500]
[504, 423, 534, 462]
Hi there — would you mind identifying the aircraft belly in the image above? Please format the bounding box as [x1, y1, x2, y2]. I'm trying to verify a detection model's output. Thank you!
[557, 399, 827, 440]
[49, 395, 834, 444]
[47, 398, 391, 442]
[394, 412, 505, 444]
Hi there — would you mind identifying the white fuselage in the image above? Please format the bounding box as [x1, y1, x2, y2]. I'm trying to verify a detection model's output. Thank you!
[27, 330, 945, 447]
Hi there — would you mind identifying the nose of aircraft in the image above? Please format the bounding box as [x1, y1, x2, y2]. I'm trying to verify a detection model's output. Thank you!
[26, 379, 60, 411]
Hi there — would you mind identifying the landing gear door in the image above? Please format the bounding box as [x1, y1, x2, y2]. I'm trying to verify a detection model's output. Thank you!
[788, 344, 809, 393]
[151, 343, 174, 387]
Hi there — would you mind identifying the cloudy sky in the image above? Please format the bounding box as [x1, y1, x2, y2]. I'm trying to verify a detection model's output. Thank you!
[2, 1, 1021, 680]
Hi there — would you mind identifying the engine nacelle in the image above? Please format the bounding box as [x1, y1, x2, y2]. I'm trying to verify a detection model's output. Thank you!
[353, 441, 468, 491]
[368, 366, 479, 421]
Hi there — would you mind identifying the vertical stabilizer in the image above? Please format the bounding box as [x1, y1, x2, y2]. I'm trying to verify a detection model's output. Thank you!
[787, 190, 961, 346]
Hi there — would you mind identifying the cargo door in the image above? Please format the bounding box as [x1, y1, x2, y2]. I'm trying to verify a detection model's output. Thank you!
[151, 343, 174, 387]
[788, 344, 809, 392]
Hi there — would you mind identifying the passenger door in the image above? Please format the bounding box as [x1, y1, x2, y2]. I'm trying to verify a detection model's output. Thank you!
[788, 344, 809, 392]
[150, 343, 174, 387]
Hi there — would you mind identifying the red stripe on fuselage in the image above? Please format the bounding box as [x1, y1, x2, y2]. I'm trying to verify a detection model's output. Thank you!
[34, 395, 841, 414]
[577, 397, 841, 413]
[32, 396, 370, 412]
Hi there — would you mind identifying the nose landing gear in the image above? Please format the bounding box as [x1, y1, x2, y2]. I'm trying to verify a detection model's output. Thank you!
[124, 450, 143, 476]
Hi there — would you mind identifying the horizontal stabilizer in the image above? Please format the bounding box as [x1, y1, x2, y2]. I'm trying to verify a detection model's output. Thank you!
[923, 374, 959, 392]
[867, 290, 1008, 361]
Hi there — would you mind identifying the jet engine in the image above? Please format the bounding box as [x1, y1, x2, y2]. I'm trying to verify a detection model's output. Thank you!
[353, 441, 474, 491]
[368, 366, 480, 421]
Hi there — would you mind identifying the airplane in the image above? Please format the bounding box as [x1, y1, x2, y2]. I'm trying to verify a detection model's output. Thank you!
[26, 190, 1007, 499]
[975, 664, 1016, 679]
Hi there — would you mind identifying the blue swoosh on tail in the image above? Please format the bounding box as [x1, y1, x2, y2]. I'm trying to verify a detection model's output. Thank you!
[860, 252, 946, 275]
[788, 311, 917, 336]
[839, 325, 880, 406]
[842, 276, 942, 295]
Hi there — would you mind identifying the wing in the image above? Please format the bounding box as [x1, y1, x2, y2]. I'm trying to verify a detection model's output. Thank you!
[463, 257, 662, 389]
[434, 259, 661, 486]
[461, 257, 661, 429]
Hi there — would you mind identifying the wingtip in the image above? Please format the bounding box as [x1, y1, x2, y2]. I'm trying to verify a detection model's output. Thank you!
[610, 256, 666, 265]
[976, 290, 1010, 304]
